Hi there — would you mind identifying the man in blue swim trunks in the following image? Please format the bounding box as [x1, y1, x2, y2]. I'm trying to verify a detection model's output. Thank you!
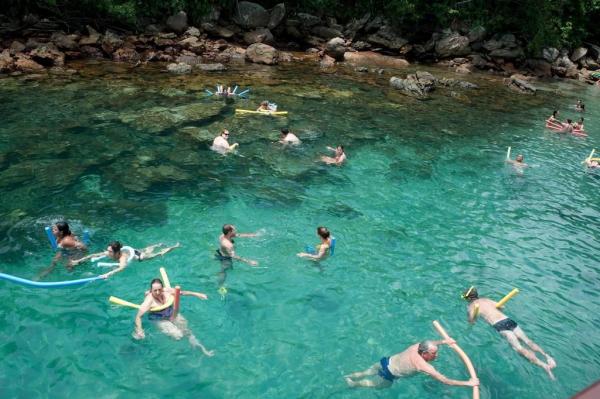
[345, 339, 478, 388]
[463, 287, 556, 379]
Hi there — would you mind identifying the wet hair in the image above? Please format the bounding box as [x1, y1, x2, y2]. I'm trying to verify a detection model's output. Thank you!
[567, 119, 572, 123]
[552, 110, 559, 118]
[109, 241, 122, 254]
[579, 117, 584, 123]
[462, 286, 479, 301]
[581, 104, 585, 111]
[55, 222, 72, 236]
[222, 224, 235, 235]
[317, 226, 330, 239]
[418, 340, 436, 355]
[281, 128, 289, 135]
[261, 100, 268, 106]
[150, 278, 164, 289]
[221, 129, 229, 135]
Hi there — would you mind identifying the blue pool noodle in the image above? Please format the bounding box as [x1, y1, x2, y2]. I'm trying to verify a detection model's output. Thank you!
[330, 237, 336, 256]
[45, 226, 58, 250]
[238, 89, 250, 97]
[0, 273, 102, 288]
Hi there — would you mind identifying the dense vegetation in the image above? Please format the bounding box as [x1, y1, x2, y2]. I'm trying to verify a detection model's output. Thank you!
[3, 0, 600, 52]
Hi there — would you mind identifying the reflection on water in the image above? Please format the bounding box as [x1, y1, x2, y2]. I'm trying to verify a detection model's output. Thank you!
[0, 60, 599, 398]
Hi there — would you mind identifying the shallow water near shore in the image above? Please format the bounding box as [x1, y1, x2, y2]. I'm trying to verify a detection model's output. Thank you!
[1, 60, 599, 398]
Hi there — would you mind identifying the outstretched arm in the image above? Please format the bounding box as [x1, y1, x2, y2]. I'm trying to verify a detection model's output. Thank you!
[422, 366, 478, 387]
[100, 254, 128, 279]
[181, 290, 208, 300]
[70, 251, 106, 267]
[133, 296, 153, 340]
[297, 243, 328, 261]
[237, 232, 257, 238]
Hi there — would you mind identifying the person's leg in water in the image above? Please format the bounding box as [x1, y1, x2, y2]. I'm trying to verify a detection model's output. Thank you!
[173, 314, 214, 356]
[217, 257, 233, 292]
[501, 330, 555, 379]
[140, 243, 181, 260]
[156, 320, 184, 340]
[345, 363, 393, 388]
[514, 327, 556, 369]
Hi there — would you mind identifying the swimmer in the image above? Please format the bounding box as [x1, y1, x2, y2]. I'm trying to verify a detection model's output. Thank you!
[574, 117, 584, 131]
[279, 128, 301, 145]
[211, 129, 239, 154]
[345, 339, 478, 389]
[506, 154, 528, 168]
[257, 100, 272, 112]
[217, 85, 234, 97]
[297, 226, 332, 261]
[548, 110, 560, 122]
[575, 100, 585, 112]
[462, 287, 556, 379]
[321, 145, 346, 165]
[133, 278, 214, 356]
[71, 241, 180, 279]
[38, 221, 88, 279]
[585, 159, 599, 169]
[217, 224, 258, 267]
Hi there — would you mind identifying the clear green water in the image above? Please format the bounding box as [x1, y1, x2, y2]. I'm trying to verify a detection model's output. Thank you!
[1, 61, 599, 398]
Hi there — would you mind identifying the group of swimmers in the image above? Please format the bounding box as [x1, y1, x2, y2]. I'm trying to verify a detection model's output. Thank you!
[547, 100, 585, 134]
[346, 286, 556, 390]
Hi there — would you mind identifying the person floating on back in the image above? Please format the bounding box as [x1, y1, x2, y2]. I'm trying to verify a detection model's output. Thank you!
[345, 339, 478, 388]
[462, 287, 557, 379]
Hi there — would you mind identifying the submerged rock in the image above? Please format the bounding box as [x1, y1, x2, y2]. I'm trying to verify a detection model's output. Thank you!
[246, 43, 279, 64]
[503, 74, 536, 94]
[390, 71, 436, 98]
[344, 51, 409, 68]
[167, 62, 192, 74]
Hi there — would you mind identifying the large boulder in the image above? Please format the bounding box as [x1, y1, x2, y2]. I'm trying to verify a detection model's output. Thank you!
[233, 1, 270, 28]
[297, 13, 321, 28]
[468, 26, 486, 43]
[51, 32, 79, 50]
[571, 47, 588, 62]
[268, 3, 286, 29]
[344, 13, 371, 39]
[9, 41, 26, 55]
[586, 43, 600, 61]
[30, 44, 65, 66]
[367, 25, 409, 51]
[79, 25, 101, 46]
[503, 74, 536, 94]
[244, 28, 274, 44]
[489, 47, 524, 59]
[325, 37, 346, 61]
[390, 71, 436, 98]
[435, 32, 470, 58]
[14, 55, 45, 72]
[542, 47, 559, 63]
[344, 51, 409, 68]
[167, 62, 192, 74]
[166, 11, 188, 33]
[0, 49, 14, 72]
[311, 26, 342, 40]
[112, 47, 140, 63]
[245, 43, 279, 64]
[101, 31, 123, 54]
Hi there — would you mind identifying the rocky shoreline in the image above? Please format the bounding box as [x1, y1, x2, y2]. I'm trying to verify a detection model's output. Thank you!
[2, 2, 600, 91]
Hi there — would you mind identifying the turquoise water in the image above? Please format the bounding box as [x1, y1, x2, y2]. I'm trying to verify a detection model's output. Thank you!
[1, 61, 599, 398]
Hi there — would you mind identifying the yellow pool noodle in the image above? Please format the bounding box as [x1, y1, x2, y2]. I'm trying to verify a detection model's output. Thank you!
[108, 267, 174, 312]
[582, 149, 596, 164]
[496, 288, 519, 308]
[473, 303, 480, 319]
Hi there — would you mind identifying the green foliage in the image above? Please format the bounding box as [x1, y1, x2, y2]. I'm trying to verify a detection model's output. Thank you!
[2, 0, 599, 50]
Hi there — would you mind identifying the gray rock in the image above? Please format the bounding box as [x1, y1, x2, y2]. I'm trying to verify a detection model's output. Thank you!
[233, 1, 270, 28]
[185, 26, 201, 37]
[112, 47, 140, 63]
[166, 11, 188, 33]
[542, 47, 559, 63]
[167, 62, 192, 74]
[390, 71, 437, 98]
[435, 32, 470, 57]
[483, 39, 503, 52]
[438, 77, 478, 89]
[364, 16, 383, 33]
[201, 23, 235, 39]
[194, 63, 226, 71]
[0, 49, 14, 72]
[344, 13, 370, 38]
[245, 43, 279, 64]
[468, 26, 486, 43]
[311, 26, 342, 40]
[244, 28, 274, 44]
[9, 41, 26, 55]
[297, 13, 321, 28]
[352, 41, 371, 51]
[582, 56, 599, 70]
[79, 25, 101, 46]
[367, 25, 409, 51]
[51, 32, 79, 50]
[325, 37, 347, 61]
[489, 47, 524, 59]
[102, 31, 123, 54]
[571, 47, 587, 62]
[268, 3, 286, 29]
[30, 44, 65, 66]
[503, 74, 536, 94]
[320, 54, 336, 68]
[145, 24, 162, 34]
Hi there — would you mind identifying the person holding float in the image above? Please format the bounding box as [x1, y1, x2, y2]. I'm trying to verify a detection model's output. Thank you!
[505, 147, 528, 169]
[297, 226, 335, 261]
[321, 145, 346, 165]
[546, 110, 573, 133]
[38, 222, 89, 279]
[211, 129, 239, 154]
[70, 241, 180, 279]
[583, 149, 599, 169]
[462, 286, 556, 379]
[345, 338, 478, 389]
[110, 268, 213, 356]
